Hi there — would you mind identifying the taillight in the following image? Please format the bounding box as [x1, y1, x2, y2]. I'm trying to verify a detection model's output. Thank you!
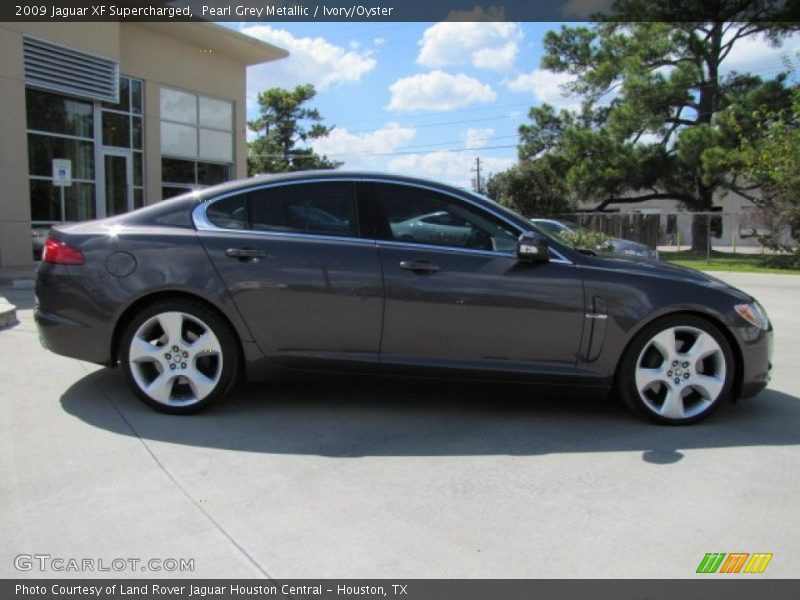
[42, 237, 85, 265]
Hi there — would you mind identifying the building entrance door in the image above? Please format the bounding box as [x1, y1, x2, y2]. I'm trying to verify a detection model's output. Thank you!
[103, 150, 132, 217]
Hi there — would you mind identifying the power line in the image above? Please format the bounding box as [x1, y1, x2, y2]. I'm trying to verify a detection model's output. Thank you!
[249, 92, 796, 161]
[249, 144, 518, 160]
[317, 64, 797, 137]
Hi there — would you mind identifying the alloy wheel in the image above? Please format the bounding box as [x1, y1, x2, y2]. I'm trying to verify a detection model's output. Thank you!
[634, 325, 727, 420]
[128, 311, 223, 407]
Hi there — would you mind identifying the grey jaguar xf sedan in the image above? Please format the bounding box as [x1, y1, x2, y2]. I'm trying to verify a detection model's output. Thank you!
[35, 171, 773, 424]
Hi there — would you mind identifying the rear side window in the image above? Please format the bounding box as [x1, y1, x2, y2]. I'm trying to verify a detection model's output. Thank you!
[204, 182, 358, 237]
[249, 182, 357, 237]
[207, 195, 247, 229]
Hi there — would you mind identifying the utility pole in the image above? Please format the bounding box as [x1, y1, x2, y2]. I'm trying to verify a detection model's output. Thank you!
[471, 157, 483, 194]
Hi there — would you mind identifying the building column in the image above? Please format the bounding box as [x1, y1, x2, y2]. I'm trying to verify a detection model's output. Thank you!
[0, 28, 33, 266]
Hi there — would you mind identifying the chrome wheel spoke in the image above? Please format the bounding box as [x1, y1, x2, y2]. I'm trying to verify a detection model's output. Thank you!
[129, 337, 163, 364]
[659, 386, 685, 419]
[146, 373, 176, 403]
[684, 331, 719, 360]
[157, 312, 184, 346]
[691, 373, 724, 400]
[188, 331, 222, 356]
[185, 367, 216, 400]
[635, 366, 664, 394]
[649, 328, 676, 357]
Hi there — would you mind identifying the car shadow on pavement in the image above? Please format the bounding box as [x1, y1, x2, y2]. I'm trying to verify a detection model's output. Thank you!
[61, 367, 800, 462]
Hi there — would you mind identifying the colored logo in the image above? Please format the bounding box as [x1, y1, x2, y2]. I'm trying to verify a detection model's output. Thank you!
[696, 552, 773, 574]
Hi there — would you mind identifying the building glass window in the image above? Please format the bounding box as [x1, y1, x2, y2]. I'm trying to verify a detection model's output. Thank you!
[101, 76, 145, 211]
[26, 88, 96, 223]
[26, 88, 94, 138]
[160, 86, 234, 198]
[161, 122, 198, 158]
[27, 76, 145, 225]
[162, 157, 231, 199]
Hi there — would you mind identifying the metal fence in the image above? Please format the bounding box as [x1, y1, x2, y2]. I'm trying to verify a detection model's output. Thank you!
[555, 210, 797, 256]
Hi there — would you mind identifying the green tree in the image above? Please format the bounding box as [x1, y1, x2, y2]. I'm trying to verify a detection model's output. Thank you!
[247, 84, 342, 175]
[514, 1, 798, 251]
[486, 156, 575, 216]
[733, 86, 800, 252]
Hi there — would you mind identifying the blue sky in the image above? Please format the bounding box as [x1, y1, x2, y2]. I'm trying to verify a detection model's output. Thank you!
[224, 20, 800, 188]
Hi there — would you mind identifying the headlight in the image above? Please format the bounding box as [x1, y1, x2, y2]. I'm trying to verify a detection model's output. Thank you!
[735, 301, 770, 330]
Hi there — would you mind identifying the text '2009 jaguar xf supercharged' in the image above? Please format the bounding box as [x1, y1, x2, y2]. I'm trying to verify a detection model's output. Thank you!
[35, 171, 772, 424]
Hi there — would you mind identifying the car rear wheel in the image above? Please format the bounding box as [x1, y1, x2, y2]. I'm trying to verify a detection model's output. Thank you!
[120, 299, 239, 414]
[617, 314, 734, 425]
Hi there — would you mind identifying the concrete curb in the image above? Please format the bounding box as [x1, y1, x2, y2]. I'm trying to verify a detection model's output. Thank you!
[0, 277, 35, 289]
[0, 296, 18, 328]
[10, 279, 35, 290]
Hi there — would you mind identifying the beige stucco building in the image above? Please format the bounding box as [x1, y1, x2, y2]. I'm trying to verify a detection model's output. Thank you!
[0, 21, 287, 267]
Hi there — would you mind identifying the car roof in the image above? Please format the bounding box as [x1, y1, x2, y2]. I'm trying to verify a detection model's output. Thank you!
[196, 170, 475, 201]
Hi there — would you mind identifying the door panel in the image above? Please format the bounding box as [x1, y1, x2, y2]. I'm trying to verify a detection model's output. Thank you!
[378, 244, 585, 376]
[200, 230, 384, 366]
[365, 181, 585, 377]
[197, 181, 383, 368]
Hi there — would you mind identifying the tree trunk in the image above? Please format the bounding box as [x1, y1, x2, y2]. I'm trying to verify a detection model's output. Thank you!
[690, 186, 715, 253]
[691, 214, 709, 254]
[688, 23, 722, 254]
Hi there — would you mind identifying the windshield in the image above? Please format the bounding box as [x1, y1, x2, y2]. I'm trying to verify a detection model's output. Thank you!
[467, 192, 581, 250]
[532, 220, 567, 235]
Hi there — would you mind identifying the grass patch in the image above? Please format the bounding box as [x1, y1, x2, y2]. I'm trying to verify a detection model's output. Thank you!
[662, 250, 800, 274]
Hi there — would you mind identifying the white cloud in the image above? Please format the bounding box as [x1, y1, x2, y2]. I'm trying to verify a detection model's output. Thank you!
[310, 122, 417, 170]
[721, 30, 800, 74]
[241, 25, 376, 92]
[387, 151, 514, 188]
[373, 37, 385, 47]
[387, 71, 497, 111]
[417, 21, 523, 71]
[464, 128, 494, 149]
[506, 69, 580, 110]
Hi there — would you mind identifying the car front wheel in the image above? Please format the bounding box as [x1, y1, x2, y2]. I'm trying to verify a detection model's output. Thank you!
[120, 299, 239, 414]
[618, 314, 735, 425]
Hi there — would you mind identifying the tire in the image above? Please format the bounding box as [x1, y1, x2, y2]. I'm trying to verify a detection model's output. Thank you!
[120, 299, 240, 414]
[616, 314, 735, 425]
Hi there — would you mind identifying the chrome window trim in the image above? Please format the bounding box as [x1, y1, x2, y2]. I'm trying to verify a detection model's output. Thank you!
[378, 239, 515, 259]
[192, 176, 574, 265]
[193, 225, 376, 247]
[378, 240, 572, 264]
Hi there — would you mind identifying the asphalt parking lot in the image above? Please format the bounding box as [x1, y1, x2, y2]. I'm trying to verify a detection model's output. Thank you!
[1, 272, 798, 579]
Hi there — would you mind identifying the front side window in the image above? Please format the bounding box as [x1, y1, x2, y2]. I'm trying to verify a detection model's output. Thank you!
[206, 182, 357, 238]
[371, 183, 517, 253]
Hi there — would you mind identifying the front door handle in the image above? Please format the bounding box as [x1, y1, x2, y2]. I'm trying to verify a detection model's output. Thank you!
[225, 247, 266, 260]
[399, 259, 441, 273]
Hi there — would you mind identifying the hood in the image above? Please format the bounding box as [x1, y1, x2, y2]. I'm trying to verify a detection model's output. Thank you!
[581, 253, 752, 301]
[610, 237, 649, 251]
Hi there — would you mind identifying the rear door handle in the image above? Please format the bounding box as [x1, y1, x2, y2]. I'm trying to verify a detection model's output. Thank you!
[399, 259, 440, 273]
[225, 247, 266, 260]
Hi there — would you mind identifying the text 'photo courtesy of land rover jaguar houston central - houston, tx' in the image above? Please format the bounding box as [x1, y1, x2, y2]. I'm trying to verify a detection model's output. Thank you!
[34, 172, 773, 424]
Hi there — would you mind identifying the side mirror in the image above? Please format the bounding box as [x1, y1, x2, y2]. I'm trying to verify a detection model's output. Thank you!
[517, 232, 549, 263]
